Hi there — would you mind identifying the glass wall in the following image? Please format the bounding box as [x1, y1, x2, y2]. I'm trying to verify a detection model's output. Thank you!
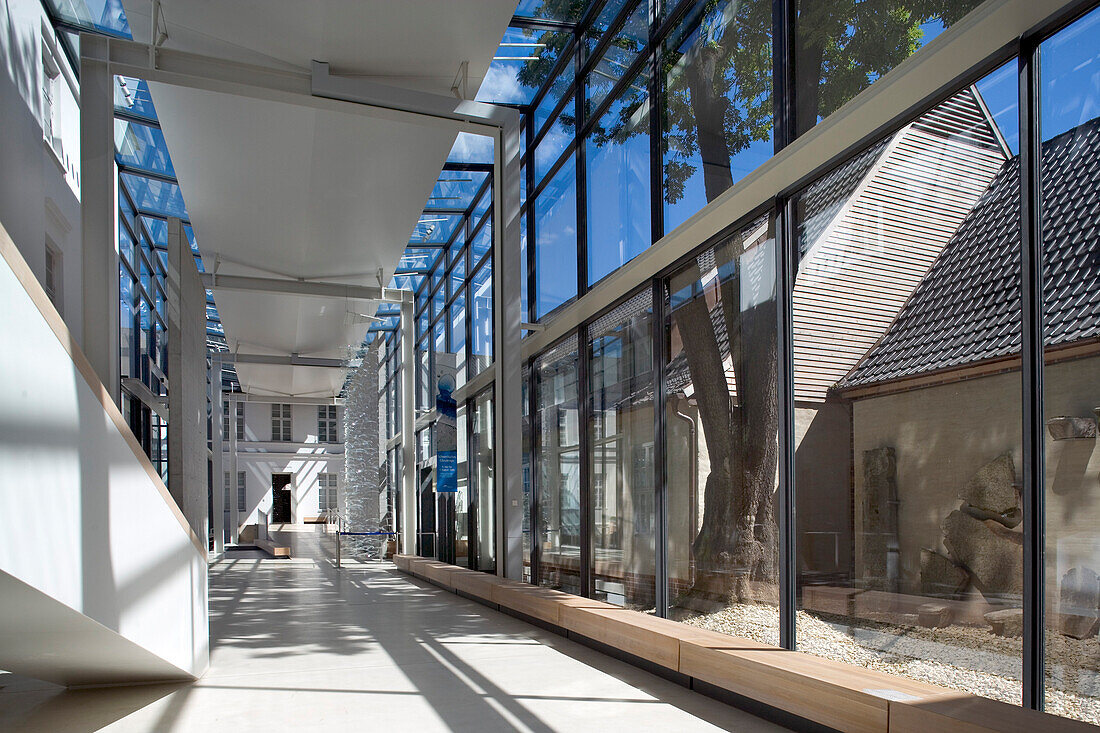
[793, 67, 1022, 702]
[534, 335, 582, 594]
[587, 290, 655, 609]
[1040, 8, 1100, 722]
[664, 214, 778, 641]
[474, 388, 497, 572]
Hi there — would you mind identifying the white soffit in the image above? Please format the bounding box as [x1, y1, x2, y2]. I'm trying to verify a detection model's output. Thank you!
[119, 0, 515, 396]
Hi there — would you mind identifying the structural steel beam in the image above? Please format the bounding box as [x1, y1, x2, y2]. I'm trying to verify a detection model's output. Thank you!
[200, 273, 409, 304]
[221, 353, 347, 369]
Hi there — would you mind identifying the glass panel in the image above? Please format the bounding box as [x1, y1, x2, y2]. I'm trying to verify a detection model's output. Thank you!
[114, 119, 175, 176]
[476, 26, 548, 105]
[662, 0, 773, 234]
[120, 172, 187, 219]
[514, 0, 593, 22]
[793, 72, 1021, 701]
[535, 335, 581, 594]
[585, 0, 649, 113]
[456, 407, 470, 567]
[794, 1, 984, 137]
[535, 155, 578, 319]
[665, 214, 778, 643]
[586, 74, 651, 285]
[475, 388, 496, 572]
[533, 52, 576, 137]
[471, 257, 493, 377]
[1040, 10, 1100, 724]
[450, 292, 467, 390]
[522, 363, 533, 582]
[535, 96, 576, 185]
[588, 290, 654, 610]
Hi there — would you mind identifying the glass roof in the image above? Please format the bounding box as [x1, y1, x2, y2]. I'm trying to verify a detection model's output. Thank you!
[512, 0, 592, 22]
[120, 172, 188, 219]
[115, 119, 175, 177]
[45, 0, 130, 36]
[424, 170, 491, 210]
[475, 26, 546, 105]
[115, 77, 159, 122]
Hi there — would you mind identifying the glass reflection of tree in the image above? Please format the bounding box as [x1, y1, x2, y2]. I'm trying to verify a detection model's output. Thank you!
[520, 0, 980, 605]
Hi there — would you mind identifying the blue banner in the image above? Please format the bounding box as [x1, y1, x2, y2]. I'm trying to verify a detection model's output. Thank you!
[435, 374, 458, 493]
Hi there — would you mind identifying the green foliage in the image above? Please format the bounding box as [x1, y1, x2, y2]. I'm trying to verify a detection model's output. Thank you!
[516, 0, 983, 204]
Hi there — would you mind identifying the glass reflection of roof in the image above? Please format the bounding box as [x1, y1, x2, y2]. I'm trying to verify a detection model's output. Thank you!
[115, 77, 158, 122]
[445, 133, 495, 166]
[121, 172, 187, 219]
[389, 274, 425, 291]
[424, 170, 490, 210]
[398, 248, 444, 271]
[410, 214, 462, 243]
[512, 0, 589, 22]
[46, 0, 130, 36]
[476, 26, 544, 105]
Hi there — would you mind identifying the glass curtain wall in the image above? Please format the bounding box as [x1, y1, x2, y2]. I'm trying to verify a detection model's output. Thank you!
[516, 0, 978, 324]
[664, 214, 778, 641]
[474, 388, 497, 572]
[534, 335, 582, 594]
[588, 290, 656, 609]
[1039, 8, 1100, 720]
[379, 160, 497, 570]
[792, 65, 1023, 702]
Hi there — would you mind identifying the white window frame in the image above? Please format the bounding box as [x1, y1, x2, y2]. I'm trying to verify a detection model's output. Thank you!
[271, 403, 292, 441]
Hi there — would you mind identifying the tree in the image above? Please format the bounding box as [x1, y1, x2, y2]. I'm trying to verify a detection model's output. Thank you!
[518, 0, 982, 605]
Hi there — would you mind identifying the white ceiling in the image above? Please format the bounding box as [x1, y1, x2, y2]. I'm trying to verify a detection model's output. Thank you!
[120, 0, 515, 396]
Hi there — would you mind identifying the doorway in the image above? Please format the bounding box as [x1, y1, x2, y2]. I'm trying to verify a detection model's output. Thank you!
[271, 473, 292, 523]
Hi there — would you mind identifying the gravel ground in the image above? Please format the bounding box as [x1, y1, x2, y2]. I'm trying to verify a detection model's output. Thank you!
[675, 603, 1100, 725]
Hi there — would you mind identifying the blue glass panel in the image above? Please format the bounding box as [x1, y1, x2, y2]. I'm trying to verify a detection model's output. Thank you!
[120, 172, 188, 219]
[115, 119, 174, 176]
[586, 77, 651, 285]
[535, 156, 577, 318]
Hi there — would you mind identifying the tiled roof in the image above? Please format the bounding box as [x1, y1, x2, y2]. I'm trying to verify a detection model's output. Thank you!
[840, 116, 1100, 390]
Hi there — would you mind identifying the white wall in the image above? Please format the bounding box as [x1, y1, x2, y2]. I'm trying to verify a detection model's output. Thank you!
[231, 400, 344, 526]
[0, 224, 207, 683]
[0, 0, 82, 341]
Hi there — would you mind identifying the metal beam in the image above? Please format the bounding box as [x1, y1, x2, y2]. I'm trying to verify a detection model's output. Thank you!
[200, 273, 410, 303]
[221, 353, 347, 369]
[400, 299, 417, 555]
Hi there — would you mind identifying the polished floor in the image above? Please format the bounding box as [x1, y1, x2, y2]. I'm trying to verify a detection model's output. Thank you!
[0, 525, 787, 732]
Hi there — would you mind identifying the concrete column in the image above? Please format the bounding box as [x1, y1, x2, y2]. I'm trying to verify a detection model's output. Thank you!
[400, 298, 417, 555]
[229, 394, 239, 543]
[494, 119, 523, 579]
[211, 360, 225, 555]
[166, 217, 208, 541]
[79, 34, 120, 404]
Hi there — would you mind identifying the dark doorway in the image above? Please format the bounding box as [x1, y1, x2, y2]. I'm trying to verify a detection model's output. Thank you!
[271, 473, 292, 523]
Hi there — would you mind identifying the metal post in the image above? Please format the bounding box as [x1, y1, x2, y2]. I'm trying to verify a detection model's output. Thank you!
[1019, 39, 1045, 711]
[651, 278, 668, 617]
[79, 34, 120, 404]
[337, 530, 342, 569]
[211, 357, 225, 555]
[776, 200, 797, 651]
[400, 298, 417, 555]
[229, 393, 240, 543]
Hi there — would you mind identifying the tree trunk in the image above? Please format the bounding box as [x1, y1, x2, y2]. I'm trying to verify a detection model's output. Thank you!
[675, 53, 780, 606]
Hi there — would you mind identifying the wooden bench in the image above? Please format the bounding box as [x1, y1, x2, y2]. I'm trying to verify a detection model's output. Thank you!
[388, 556, 1092, 733]
[253, 538, 290, 557]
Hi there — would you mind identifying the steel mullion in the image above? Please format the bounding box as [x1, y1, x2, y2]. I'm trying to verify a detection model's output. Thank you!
[576, 43, 589, 298]
[577, 323, 593, 598]
[651, 277, 668, 617]
[526, 111, 537, 325]
[529, 357, 542, 585]
[1019, 37, 1045, 712]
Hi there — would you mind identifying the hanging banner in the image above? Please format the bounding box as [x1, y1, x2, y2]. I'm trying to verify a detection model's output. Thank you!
[435, 373, 457, 493]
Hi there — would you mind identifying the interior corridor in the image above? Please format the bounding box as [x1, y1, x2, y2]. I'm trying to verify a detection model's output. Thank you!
[0, 526, 786, 732]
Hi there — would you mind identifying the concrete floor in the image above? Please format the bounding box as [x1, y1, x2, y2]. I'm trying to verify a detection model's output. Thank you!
[0, 525, 787, 732]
